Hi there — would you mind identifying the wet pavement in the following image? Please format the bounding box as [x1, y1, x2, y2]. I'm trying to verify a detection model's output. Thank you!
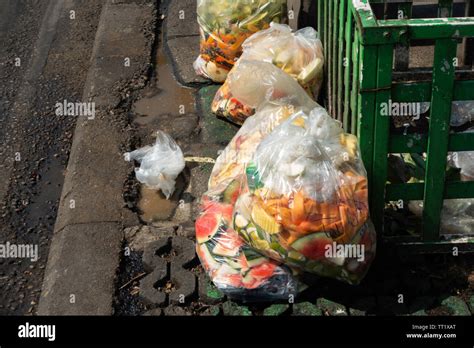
[133, 32, 196, 126]
[130, 25, 199, 224]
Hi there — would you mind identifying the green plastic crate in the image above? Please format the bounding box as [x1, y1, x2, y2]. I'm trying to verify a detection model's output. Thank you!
[317, 0, 474, 252]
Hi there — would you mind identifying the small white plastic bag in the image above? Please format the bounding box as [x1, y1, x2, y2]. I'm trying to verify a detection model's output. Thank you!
[125, 131, 185, 199]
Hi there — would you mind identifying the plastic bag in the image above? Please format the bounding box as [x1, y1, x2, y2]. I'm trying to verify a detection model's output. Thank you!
[197, 101, 317, 301]
[212, 60, 317, 125]
[240, 23, 323, 97]
[232, 107, 376, 285]
[196, 197, 299, 301]
[454, 152, 474, 180]
[451, 127, 474, 180]
[451, 101, 474, 127]
[211, 24, 324, 124]
[194, 0, 287, 82]
[125, 131, 185, 199]
[408, 199, 474, 235]
[210, 96, 318, 190]
[197, 104, 375, 301]
[418, 101, 474, 127]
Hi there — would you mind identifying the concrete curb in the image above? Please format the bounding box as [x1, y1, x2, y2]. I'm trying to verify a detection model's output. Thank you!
[38, 0, 156, 315]
[162, 0, 211, 87]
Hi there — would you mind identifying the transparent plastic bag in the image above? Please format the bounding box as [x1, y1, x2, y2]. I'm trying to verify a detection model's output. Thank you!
[231, 107, 376, 285]
[408, 199, 474, 235]
[212, 60, 317, 125]
[197, 104, 375, 300]
[197, 101, 318, 301]
[451, 101, 474, 127]
[194, 0, 287, 82]
[240, 23, 324, 97]
[210, 98, 318, 190]
[452, 127, 474, 180]
[124, 131, 185, 199]
[195, 194, 299, 301]
[453, 149, 474, 181]
[418, 100, 474, 127]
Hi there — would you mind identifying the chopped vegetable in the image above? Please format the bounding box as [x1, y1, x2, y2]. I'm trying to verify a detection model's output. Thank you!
[194, 0, 287, 82]
[212, 24, 324, 125]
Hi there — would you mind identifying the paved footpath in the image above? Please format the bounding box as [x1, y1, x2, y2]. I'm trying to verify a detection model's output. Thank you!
[113, 0, 474, 317]
[38, 0, 156, 315]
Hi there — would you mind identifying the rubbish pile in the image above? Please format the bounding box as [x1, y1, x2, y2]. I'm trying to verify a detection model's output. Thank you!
[194, 1, 377, 301]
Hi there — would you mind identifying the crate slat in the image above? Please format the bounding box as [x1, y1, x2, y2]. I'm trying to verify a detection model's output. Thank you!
[422, 38, 458, 241]
[351, 32, 361, 135]
[357, 42, 379, 206]
[337, 0, 346, 123]
[343, 1, 354, 132]
[372, 44, 395, 233]
[332, 0, 339, 119]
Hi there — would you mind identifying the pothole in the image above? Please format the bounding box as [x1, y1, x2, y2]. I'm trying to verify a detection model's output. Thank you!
[137, 171, 188, 223]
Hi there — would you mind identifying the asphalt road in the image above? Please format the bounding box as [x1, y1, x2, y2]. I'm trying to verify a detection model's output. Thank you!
[0, 0, 103, 315]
